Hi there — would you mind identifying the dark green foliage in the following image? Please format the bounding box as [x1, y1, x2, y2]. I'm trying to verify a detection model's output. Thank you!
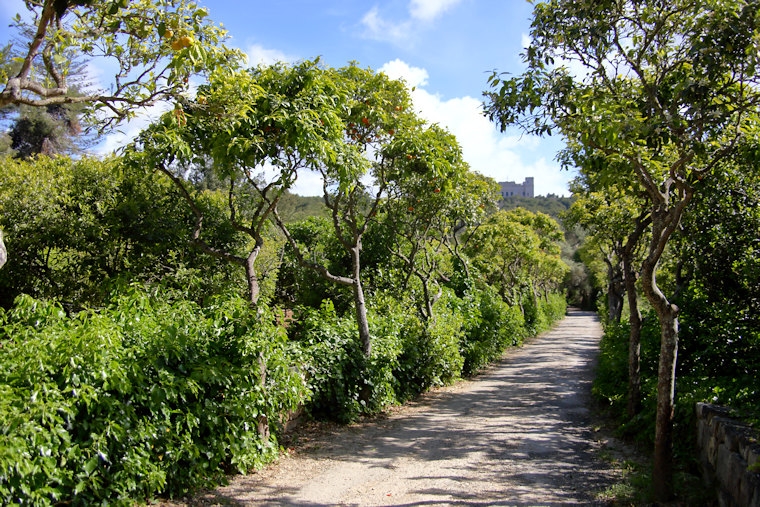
[393, 290, 465, 396]
[593, 314, 661, 443]
[0, 289, 307, 504]
[458, 285, 526, 376]
[289, 300, 368, 423]
[0, 156, 245, 310]
[274, 217, 353, 312]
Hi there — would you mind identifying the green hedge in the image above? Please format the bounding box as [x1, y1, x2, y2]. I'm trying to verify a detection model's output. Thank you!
[1, 285, 568, 503]
[0, 290, 306, 505]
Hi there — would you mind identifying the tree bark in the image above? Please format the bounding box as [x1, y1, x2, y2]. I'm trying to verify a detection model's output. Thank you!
[0, 230, 6, 269]
[623, 213, 650, 418]
[604, 253, 625, 323]
[244, 245, 262, 305]
[640, 199, 688, 503]
[652, 302, 679, 502]
[350, 244, 372, 357]
[624, 254, 642, 418]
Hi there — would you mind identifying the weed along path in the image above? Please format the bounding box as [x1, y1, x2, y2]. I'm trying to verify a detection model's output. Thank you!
[189, 309, 624, 506]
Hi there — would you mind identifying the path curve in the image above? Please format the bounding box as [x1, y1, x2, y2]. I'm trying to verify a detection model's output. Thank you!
[192, 309, 621, 506]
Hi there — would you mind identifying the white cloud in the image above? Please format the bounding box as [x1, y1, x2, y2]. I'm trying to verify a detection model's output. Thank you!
[409, 0, 463, 21]
[379, 60, 572, 197]
[360, 0, 462, 45]
[246, 44, 294, 66]
[378, 58, 429, 88]
[360, 7, 413, 45]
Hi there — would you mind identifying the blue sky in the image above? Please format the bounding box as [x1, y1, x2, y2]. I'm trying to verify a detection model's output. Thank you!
[1, 0, 574, 196]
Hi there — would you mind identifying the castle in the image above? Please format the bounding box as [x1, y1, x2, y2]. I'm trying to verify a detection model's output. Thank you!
[498, 177, 534, 198]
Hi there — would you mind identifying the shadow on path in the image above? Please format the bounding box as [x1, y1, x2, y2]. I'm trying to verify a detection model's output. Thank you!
[190, 309, 619, 506]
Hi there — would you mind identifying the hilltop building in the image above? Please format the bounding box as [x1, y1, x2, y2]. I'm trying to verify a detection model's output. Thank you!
[499, 177, 534, 198]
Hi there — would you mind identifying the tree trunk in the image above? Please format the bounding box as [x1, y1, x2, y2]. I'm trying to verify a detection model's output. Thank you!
[351, 244, 372, 357]
[244, 246, 262, 305]
[622, 212, 650, 418]
[624, 254, 642, 418]
[604, 253, 625, 323]
[641, 209, 683, 503]
[0, 230, 6, 269]
[652, 305, 678, 502]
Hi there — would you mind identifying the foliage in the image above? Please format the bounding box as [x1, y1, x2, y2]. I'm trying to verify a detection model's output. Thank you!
[0, 155, 244, 309]
[464, 209, 568, 308]
[485, 0, 760, 498]
[0, 288, 307, 504]
[289, 300, 361, 423]
[676, 156, 760, 424]
[1, 0, 243, 128]
[3, 101, 92, 159]
[458, 284, 526, 376]
[499, 195, 574, 220]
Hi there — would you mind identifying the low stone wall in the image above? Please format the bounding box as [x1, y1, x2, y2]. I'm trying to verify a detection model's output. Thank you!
[696, 403, 760, 507]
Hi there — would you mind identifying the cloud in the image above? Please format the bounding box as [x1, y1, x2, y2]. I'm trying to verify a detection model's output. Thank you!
[378, 58, 429, 87]
[360, 7, 413, 45]
[409, 0, 463, 21]
[360, 0, 463, 45]
[379, 60, 573, 197]
[246, 44, 294, 66]
[94, 101, 173, 156]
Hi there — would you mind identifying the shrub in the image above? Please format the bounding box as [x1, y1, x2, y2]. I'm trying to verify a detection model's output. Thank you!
[394, 289, 465, 398]
[0, 289, 306, 504]
[292, 300, 366, 423]
[459, 285, 526, 376]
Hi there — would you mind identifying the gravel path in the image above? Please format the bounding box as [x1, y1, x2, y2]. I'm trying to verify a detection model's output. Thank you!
[189, 309, 626, 506]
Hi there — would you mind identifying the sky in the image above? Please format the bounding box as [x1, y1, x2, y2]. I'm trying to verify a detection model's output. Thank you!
[1, 0, 575, 196]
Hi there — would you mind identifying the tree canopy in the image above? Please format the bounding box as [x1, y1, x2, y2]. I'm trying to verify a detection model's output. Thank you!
[1, 0, 243, 128]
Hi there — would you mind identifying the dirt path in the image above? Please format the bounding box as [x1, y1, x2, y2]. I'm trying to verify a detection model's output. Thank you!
[190, 309, 627, 506]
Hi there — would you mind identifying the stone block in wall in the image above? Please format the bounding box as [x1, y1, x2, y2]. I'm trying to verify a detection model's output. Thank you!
[696, 403, 760, 507]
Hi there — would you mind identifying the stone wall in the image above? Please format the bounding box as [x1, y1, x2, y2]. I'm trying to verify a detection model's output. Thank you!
[696, 402, 760, 507]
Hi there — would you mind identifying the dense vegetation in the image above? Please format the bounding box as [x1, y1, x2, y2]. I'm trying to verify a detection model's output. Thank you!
[0, 4, 569, 502]
[486, 0, 760, 501]
[0, 152, 568, 504]
[4, 0, 756, 504]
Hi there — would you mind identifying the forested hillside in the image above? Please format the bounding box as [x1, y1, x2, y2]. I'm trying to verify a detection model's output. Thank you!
[499, 194, 573, 220]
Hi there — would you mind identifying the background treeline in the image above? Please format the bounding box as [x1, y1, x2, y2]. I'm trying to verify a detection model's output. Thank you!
[0, 145, 568, 502]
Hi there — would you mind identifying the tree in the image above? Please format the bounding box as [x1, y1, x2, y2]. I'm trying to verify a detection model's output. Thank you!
[374, 134, 489, 322]
[1, 0, 242, 128]
[0, 154, 233, 309]
[129, 60, 347, 305]
[5, 102, 91, 158]
[563, 179, 651, 416]
[270, 64, 459, 357]
[463, 209, 567, 313]
[485, 0, 760, 499]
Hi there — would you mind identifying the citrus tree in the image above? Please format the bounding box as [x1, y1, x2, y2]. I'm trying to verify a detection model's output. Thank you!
[1, 0, 242, 127]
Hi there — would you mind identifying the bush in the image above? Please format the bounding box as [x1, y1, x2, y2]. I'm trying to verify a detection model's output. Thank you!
[459, 286, 526, 376]
[391, 289, 466, 399]
[0, 289, 307, 504]
[292, 300, 367, 423]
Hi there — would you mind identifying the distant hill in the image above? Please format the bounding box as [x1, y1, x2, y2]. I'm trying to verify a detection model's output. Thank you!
[277, 192, 329, 223]
[499, 195, 574, 220]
